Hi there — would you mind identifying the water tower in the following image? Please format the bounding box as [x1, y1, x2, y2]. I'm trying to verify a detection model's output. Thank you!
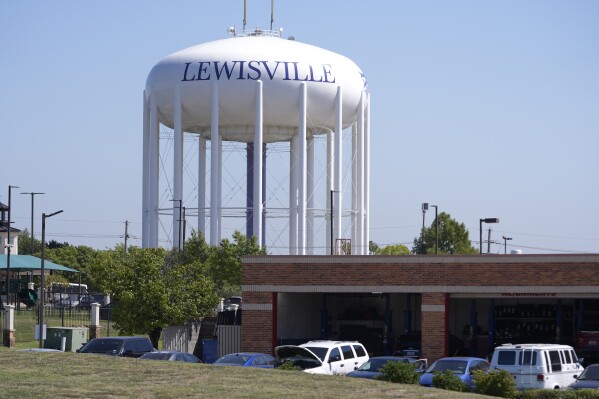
[142, 28, 370, 254]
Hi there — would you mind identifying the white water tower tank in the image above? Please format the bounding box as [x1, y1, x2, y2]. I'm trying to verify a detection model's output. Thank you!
[142, 29, 371, 255]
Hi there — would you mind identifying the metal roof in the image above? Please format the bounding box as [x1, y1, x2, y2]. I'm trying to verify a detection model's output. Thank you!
[0, 255, 79, 273]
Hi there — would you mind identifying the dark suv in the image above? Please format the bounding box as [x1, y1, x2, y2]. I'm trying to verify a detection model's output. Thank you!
[77, 337, 155, 358]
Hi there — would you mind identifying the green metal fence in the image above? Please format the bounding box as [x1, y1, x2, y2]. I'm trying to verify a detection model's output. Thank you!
[12, 305, 117, 348]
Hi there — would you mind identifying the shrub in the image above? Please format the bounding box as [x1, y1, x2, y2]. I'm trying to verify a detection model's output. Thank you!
[432, 370, 470, 392]
[276, 360, 301, 371]
[472, 369, 518, 398]
[376, 361, 420, 384]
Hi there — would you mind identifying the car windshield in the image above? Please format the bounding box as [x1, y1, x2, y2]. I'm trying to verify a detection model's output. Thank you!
[427, 359, 468, 374]
[142, 353, 172, 360]
[81, 339, 122, 353]
[215, 354, 250, 365]
[303, 347, 327, 362]
[579, 367, 599, 381]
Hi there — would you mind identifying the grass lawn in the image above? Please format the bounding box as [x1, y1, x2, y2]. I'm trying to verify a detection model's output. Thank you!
[0, 348, 496, 399]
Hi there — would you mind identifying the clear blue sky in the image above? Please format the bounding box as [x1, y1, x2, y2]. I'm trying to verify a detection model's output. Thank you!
[2, 1, 598, 254]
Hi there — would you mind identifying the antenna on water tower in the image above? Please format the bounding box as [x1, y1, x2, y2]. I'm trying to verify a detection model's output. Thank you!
[243, 0, 247, 33]
[271, 0, 275, 30]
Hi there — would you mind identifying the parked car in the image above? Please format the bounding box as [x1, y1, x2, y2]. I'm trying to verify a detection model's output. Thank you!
[490, 343, 584, 390]
[395, 332, 421, 358]
[569, 364, 599, 390]
[347, 356, 427, 379]
[77, 337, 155, 358]
[419, 357, 489, 390]
[213, 352, 276, 368]
[140, 350, 201, 363]
[275, 340, 369, 375]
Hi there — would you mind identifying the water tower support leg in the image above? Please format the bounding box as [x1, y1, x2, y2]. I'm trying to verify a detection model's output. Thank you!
[210, 80, 220, 246]
[334, 86, 343, 254]
[198, 136, 206, 236]
[142, 91, 150, 248]
[253, 80, 264, 248]
[307, 136, 315, 255]
[298, 82, 307, 255]
[364, 92, 371, 254]
[357, 91, 365, 254]
[326, 131, 333, 254]
[351, 123, 357, 251]
[173, 84, 183, 250]
[149, 94, 160, 248]
[289, 136, 298, 255]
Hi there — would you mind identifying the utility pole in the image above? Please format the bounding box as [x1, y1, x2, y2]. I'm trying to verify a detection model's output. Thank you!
[124, 220, 129, 256]
[487, 228, 492, 254]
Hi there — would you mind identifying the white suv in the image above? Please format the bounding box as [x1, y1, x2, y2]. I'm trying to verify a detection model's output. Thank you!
[275, 340, 369, 375]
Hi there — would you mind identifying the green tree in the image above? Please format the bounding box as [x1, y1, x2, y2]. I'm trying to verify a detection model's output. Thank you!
[380, 244, 410, 255]
[98, 247, 218, 348]
[18, 229, 41, 255]
[207, 231, 266, 297]
[412, 212, 477, 255]
[369, 241, 381, 255]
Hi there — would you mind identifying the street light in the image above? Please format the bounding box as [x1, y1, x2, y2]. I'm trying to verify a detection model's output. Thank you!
[5, 185, 19, 305]
[170, 199, 183, 251]
[39, 209, 63, 349]
[20, 192, 45, 255]
[479, 218, 500, 254]
[502, 236, 512, 255]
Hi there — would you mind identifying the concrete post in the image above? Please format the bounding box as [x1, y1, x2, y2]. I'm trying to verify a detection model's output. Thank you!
[89, 303, 101, 340]
[2, 305, 15, 348]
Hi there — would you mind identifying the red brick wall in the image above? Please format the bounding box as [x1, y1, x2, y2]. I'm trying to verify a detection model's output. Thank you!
[421, 293, 446, 360]
[243, 258, 599, 287]
[241, 310, 273, 354]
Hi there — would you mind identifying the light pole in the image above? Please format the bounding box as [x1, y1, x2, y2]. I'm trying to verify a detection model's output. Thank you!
[479, 218, 500, 254]
[20, 192, 45, 255]
[502, 235, 512, 254]
[39, 209, 63, 348]
[421, 203, 428, 232]
[5, 185, 19, 305]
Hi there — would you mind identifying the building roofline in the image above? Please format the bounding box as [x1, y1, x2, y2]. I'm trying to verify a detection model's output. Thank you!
[242, 253, 599, 265]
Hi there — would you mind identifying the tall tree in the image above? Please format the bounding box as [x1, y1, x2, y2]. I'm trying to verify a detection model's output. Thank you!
[97, 247, 218, 348]
[412, 212, 477, 255]
[207, 231, 266, 298]
[380, 244, 411, 255]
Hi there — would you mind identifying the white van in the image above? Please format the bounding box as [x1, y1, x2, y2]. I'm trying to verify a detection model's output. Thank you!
[275, 340, 369, 375]
[490, 343, 584, 390]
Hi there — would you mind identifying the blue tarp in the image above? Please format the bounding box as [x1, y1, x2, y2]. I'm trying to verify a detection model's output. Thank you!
[0, 255, 79, 273]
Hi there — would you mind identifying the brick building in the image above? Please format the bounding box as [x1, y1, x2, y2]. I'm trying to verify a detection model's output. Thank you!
[241, 254, 599, 362]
